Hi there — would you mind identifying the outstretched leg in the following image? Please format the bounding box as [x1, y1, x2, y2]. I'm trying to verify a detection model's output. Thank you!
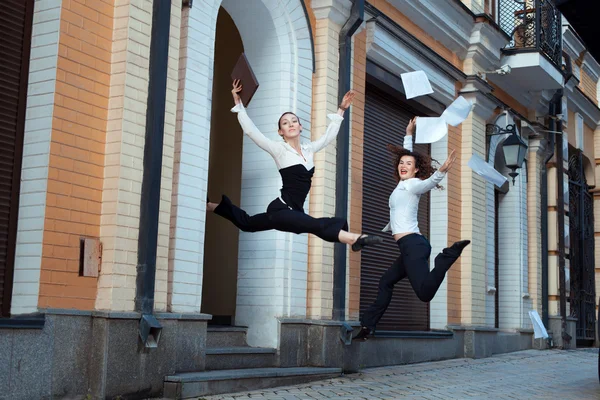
[210, 195, 274, 233]
[267, 206, 382, 249]
[359, 255, 407, 336]
[210, 195, 382, 249]
[403, 238, 470, 303]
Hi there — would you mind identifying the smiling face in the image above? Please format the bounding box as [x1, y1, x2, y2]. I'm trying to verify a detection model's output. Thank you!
[398, 155, 418, 180]
[278, 113, 302, 141]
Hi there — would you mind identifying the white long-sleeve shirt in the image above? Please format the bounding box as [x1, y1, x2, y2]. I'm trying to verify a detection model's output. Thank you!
[383, 135, 447, 234]
[231, 103, 344, 170]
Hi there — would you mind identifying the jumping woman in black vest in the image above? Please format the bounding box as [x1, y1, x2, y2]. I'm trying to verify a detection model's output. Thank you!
[206, 80, 383, 252]
[354, 117, 471, 340]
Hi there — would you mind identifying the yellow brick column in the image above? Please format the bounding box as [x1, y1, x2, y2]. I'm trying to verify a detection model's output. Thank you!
[96, 0, 180, 312]
[546, 159, 560, 317]
[459, 79, 497, 326]
[306, 0, 351, 319]
[526, 134, 548, 316]
[347, 29, 367, 321]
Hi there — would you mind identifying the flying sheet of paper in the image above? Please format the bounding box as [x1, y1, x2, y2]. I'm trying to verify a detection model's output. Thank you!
[401, 71, 434, 99]
[414, 117, 448, 144]
[441, 96, 473, 126]
[467, 154, 508, 187]
[528, 310, 549, 339]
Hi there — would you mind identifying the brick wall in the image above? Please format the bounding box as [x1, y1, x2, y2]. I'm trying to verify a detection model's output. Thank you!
[527, 138, 544, 318]
[496, 139, 530, 329]
[447, 123, 462, 324]
[306, 16, 342, 320]
[580, 69, 598, 105]
[459, 111, 488, 325]
[97, 0, 151, 311]
[38, 0, 115, 309]
[430, 135, 451, 329]
[12, 0, 63, 314]
[348, 30, 367, 320]
[167, 3, 218, 313]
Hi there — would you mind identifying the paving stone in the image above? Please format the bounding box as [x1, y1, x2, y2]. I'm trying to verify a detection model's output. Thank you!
[198, 349, 600, 399]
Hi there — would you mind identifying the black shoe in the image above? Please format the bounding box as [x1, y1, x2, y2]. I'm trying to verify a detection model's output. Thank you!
[450, 240, 470, 253]
[352, 235, 384, 252]
[352, 326, 372, 341]
[443, 240, 471, 257]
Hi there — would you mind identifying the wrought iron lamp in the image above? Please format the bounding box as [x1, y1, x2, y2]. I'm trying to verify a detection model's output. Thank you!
[486, 122, 528, 185]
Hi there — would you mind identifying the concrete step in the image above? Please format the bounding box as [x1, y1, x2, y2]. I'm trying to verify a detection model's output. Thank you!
[205, 347, 277, 370]
[163, 367, 342, 399]
[206, 326, 248, 347]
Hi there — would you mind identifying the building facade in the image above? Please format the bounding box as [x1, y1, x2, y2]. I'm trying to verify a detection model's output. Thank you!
[0, 0, 599, 398]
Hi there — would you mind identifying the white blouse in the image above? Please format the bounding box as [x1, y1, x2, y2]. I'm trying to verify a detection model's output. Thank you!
[231, 103, 344, 170]
[383, 135, 447, 235]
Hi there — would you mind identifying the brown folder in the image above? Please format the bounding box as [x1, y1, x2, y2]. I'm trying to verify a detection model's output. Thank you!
[231, 53, 260, 106]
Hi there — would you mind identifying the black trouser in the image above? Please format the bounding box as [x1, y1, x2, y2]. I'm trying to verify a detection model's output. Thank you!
[214, 195, 348, 243]
[361, 233, 462, 330]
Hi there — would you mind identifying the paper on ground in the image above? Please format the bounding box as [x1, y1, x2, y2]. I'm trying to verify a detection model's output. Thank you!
[441, 96, 473, 126]
[467, 154, 508, 187]
[401, 71, 434, 99]
[528, 310, 549, 339]
[415, 117, 448, 144]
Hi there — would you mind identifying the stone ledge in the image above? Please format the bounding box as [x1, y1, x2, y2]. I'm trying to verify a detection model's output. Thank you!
[279, 318, 361, 327]
[39, 309, 212, 321]
[166, 366, 342, 383]
[448, 324, 499, 332]
[41, 308, 93, 316]
[156, 312, 212, 321]
[373, 330, 454, 339]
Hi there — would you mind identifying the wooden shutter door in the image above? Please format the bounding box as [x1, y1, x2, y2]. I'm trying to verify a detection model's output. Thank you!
[360, 84, 431, 331]
[0, 0, 34, 316]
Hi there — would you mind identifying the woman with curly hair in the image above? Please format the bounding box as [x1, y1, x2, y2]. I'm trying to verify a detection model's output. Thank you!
[206, 80, 383, 252]
[354, 117, 471, 340]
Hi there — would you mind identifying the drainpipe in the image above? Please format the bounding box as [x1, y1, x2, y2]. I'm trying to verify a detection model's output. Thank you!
[333, 0, 364, 321]
[134, 0, 172, 348]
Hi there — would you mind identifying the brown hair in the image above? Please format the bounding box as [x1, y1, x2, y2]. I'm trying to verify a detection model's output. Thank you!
[278, 112, 301, 130]
[387, 143, 443, 190]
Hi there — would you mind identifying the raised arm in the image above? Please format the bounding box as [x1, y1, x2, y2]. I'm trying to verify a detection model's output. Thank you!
[406, 170, 446, 194]
[308, 90, 355, 153]
[403, 117, 415, 151]
[407, 149, 457, 195]
[308, 113, 343, 153]
[231, 80, 282, 159]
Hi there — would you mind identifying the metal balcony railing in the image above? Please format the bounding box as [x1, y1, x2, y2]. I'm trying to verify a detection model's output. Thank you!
[498, 0, 562, 67]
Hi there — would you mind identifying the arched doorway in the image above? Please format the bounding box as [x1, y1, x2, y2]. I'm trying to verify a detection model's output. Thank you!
[171, 0, 314, 347]
[568, 146, 596, 346]
[201, 7, 244, 325]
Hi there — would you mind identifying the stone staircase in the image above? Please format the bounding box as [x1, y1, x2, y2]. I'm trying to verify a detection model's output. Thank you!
[163, 326, 342, 399]
[205, 326, 277, 370]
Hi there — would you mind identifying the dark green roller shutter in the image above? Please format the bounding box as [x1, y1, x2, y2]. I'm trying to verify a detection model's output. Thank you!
[360, 84, 431, 331]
